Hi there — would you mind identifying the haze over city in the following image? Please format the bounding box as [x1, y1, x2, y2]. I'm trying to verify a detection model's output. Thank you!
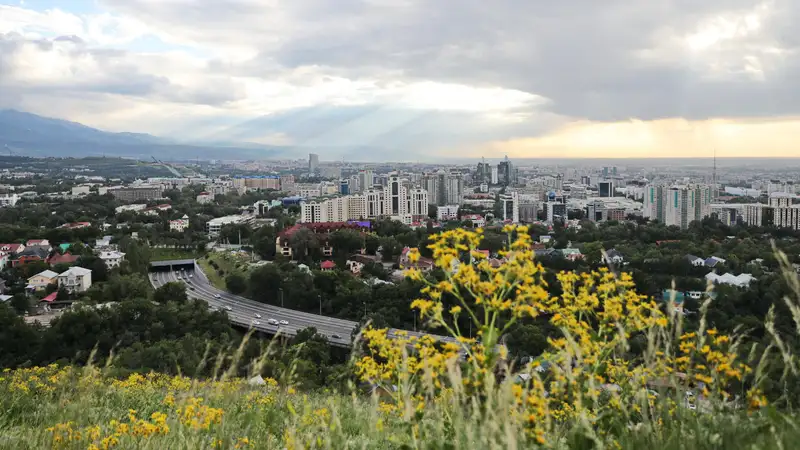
[2, 0, 799, 160]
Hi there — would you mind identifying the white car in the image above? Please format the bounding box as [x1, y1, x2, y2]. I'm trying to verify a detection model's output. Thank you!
[279, 320, 289, 325]
[254, 313, 262, 319]
[267, 319, 279, 325]
[189, 274, 193, 278]
[214, 294, 221, 299]
[252, 320, 261, 326]
[224, 305, 233, 311]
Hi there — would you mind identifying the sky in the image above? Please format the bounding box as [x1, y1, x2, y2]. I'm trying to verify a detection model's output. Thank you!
[1, 0, 799, 160]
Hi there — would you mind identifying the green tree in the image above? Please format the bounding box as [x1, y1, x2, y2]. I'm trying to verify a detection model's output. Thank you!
[226, 273, 247, 295]
[152, 281, 187, 304]
[0, 303, 41, 368]
[329, 229, 364, 262]
[10, 293, 30, 315]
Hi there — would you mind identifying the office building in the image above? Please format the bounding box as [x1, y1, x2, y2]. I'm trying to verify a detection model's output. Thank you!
[545, 201, 567, 224]
[580, 175, 592, 186]
[519, 202, 538, 223]
[491, 166, 499, 185]
[308, 153, 319, 175]
[597, 181, 614, 198]
[499, 191, 520, 223]
[109, 185, 164, 202]
[476, 159, 491, 184]
[497, 156, 517, 186]
[340, 179, 350, 195]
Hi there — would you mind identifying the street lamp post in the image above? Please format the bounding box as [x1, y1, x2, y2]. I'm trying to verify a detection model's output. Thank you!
[279, 288, 284, 308]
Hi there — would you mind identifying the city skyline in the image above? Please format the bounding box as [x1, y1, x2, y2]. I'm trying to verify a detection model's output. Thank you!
[2, 1, 800, 158]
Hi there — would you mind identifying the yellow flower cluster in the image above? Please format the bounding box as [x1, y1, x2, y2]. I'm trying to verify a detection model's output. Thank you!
[356, 225, 763, 445]
[177, 397, 225, 430]
[4, 364, 70, 395]
[47, 410, 170, 450]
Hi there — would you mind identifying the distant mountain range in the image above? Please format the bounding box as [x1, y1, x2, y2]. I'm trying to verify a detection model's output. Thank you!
[0, 109, 288, 161]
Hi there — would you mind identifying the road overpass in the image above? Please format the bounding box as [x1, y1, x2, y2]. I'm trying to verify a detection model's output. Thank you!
[150, 260, 456, 348]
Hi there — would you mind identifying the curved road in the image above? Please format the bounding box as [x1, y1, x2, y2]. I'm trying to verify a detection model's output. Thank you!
[150, 262, 454, 348]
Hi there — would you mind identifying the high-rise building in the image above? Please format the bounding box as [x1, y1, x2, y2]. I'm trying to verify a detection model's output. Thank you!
[308, 153, 319, 175]
[407, 188, 429, 220]
[476, 158, 492, 184]
[357, 169, 374, 193]
[580, 175, 592, 186]
[491, 166, 499, 185]
[384, 172, 407, 216]
[365, 189, 384, 218]
[499, 191, 519, 223]
[545, 201, 567, 225]
[422, 170, 463, 206]
[663, 184, 712, 229]
[497, 156, 517, 186]
[339, 179, 350, 195]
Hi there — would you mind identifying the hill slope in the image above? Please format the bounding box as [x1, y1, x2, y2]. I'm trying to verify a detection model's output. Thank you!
[0, 109, 286, 160]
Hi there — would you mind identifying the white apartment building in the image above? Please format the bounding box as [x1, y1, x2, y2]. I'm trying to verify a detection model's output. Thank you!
[115, 204, 147, 214]
[299, 184, 428, 224]
[383, 172, 407, 216]
[358, 169, 374, 192]
[169, 215, 190, 232]
[0, 193, 19, 207]
[499, 191, 520, 223]
[664, 185, 711, 229]
[743, 194, 800, 230]
[437, 205, 460, 221]
[408, 188, 429, 219]
[206, 214, 256, 237]
[645, 184, 711, 229]
[98, 250, 126, 269]
[196, 191, 214, 204]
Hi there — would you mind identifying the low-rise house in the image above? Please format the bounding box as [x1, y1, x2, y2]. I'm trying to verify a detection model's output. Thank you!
[14, 245, 51, 266]
[320, 260, 336, 271]
[98, 251, 126, 269]
[685, 255, 705, 267]
[46, 252, 79, 266]
[346, 259, 365, 275]
[169, 215, 190, 232]
[95, 236, 114, 248]
[398, 247, 435, 272]
[602, 249, 625, 265]
[57, 266, 93, 293]
[27, 270, 59, 291]
[560, 248, 584, 261]
[704, 256, 726, 268]
[0, 252, 9, 270]
[0, 243, 25, 254]
[462, 214, 486, 228]
[705, 272, 754, 287]
[26, 239, 51, 251]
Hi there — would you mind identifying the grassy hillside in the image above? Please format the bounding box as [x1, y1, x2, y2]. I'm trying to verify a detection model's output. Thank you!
[0, 364, 796, 450]
[3, 226, 800, 449]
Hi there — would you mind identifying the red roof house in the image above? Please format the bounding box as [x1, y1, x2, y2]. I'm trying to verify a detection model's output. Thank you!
[320, 260, 336, 271]
[46, 252, 79, 266]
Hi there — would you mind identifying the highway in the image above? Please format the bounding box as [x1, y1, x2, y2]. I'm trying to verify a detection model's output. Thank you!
[150, 262, 456, 348]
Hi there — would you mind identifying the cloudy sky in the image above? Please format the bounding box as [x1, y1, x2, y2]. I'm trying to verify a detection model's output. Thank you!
[1, 0, 798, 160]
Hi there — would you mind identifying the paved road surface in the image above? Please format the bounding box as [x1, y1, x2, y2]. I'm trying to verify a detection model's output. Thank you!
[150, 262, 456, 348]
